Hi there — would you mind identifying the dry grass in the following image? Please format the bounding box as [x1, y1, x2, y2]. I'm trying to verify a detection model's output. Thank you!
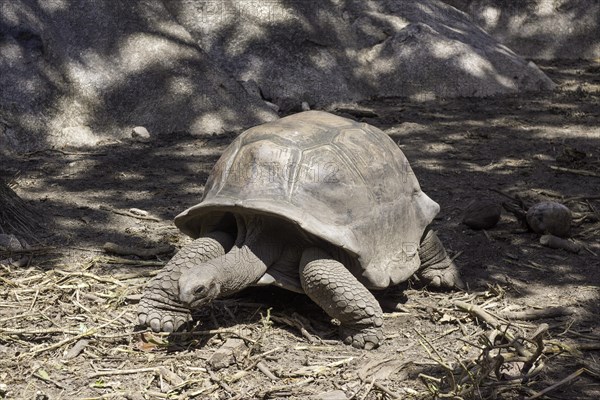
[1, 250, 598, 400]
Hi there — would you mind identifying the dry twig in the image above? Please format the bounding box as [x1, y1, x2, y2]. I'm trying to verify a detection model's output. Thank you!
[550, 165, 600, 178]
[102, 242, 173, 258]
[99, 205, 161, 222]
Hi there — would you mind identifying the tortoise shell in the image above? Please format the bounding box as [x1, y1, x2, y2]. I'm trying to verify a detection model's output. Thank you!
[175, 111, 440, 289]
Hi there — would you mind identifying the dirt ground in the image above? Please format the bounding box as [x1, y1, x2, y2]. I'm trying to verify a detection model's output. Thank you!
[1, 60, 599, 400]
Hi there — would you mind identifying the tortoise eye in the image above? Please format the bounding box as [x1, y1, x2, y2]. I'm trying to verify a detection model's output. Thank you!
[194, 285, 207, 296]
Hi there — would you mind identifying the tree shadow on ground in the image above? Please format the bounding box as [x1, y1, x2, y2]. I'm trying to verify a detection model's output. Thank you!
[1, 2, 599, 396]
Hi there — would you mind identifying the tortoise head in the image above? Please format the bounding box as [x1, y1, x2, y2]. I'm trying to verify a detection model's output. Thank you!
[179, 265, 221, 308]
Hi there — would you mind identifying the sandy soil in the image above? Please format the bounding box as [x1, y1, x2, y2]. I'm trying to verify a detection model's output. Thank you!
[0, 60, 599, 399]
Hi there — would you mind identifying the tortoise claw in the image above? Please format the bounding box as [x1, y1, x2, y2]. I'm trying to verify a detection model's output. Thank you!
[138, 296, 191, 332]
[341, 326, 384, 349]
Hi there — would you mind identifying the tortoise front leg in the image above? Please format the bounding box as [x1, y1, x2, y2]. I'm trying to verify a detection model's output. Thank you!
[417, 228, 464, 289]
[299, 248, 384, 349]
[138, 231, 234, 332]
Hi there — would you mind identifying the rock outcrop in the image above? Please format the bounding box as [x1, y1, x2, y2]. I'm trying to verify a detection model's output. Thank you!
[0, 0, 277, 152]
[1, 0, 557, 151]
[445, 0, 600, 60]
[165, 0, 555, 111]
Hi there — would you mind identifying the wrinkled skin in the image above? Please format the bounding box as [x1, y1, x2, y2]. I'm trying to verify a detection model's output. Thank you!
[138, 216, 461, 349]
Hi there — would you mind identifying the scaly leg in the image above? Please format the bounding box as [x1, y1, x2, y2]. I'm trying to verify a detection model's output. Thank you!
[138, 231, 234, 332]
[299, 247, 384, 349]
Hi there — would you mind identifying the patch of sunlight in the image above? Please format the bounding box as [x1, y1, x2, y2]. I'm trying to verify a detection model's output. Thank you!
[457, 52, 515, 90]
[65, 50, 113, 90]
[1, 4, 33, 24]
[443, 25, 468, 36]
[119, 33, 197, 73]
[191, 112, 225, 135]
[430, 40, 458, 60]
[536, 0, 556, 16]
[493, 42, 519, 59]
[466, 159, 532, 174]
[591, 43, 600, 58]
[262, 2, 301, 24]
[409, 159, 449, 174]
[49, 96, 100, 137]
[37, 0, 68, 13]
[481, 6, 501, 29]
[17, 77, 42, 96]
[506, 14, 527, 36]
[0, 41, 24, 64]
[154, 19, 194, 45]
[309, 48, 337, 71]
[531, 125, 600, 140]
[414, 2, 435, 18]
[366, 12, 409, 32]
[424, 143, 455, 154]
[57, 125, 105, 147]
[111, 171, 147, 182]
[495, 74, 515, 89]
[168, 76, 195, 96]
[409, 91, 436, 101]
[0, 43, 24, 68]
[457, 52, 491, 79]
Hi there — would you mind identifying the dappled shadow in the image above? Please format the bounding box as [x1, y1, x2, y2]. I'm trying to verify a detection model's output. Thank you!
[162, 0, 554, 111]
[1, 1, 599, 396]
[445, 0, 600, 60]
[5, 57, 598, 309]
[0, 0, 274, 153]
[360, 59, 600, 290]
[0, 0, 575, 248]
[4, 56, 598, 292]
[352, 60, 598, 397]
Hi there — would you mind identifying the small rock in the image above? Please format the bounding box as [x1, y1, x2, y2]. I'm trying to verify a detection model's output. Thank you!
[264, 101, 280, 113]
[462, 200, 502, 230]
[128, 208, 149, 216]
[35, 391, 49, 400]
[207, 338, 248, 370]
[0, 234, 23, 251]
[315, 390, 348, 400]
[132, 126, 151, 140]
[301, 101, 310, 111]
[527, 202, 571, 237]
[540, 234, 581, 253]
[63, 339, 89, 359]
[0, 234, 30, 266]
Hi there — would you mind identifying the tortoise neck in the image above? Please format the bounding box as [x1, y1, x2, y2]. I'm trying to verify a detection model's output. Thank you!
[215, 216, 285, 296]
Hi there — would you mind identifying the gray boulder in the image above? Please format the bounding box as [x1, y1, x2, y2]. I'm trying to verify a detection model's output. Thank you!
[0, 0, 277, 152]
[445, 0, 600, 60]
[165, 0, 556, 111]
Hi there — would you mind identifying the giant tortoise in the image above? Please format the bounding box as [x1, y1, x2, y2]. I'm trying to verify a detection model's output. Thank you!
[138, 111, 462, 349]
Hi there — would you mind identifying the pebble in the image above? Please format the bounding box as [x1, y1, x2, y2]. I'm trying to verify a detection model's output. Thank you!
[207, 338, 248, 370]
[527, 202, 571, 237]
[131, 126, 151, 140]
[462, 200, 502, 230]
[264, 101, 280, 112]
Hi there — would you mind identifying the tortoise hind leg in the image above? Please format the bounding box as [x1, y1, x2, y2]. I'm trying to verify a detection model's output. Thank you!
[417, 228, 464, 290]
[138, 231, 234, 332]
[299, 248, 384, 350]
